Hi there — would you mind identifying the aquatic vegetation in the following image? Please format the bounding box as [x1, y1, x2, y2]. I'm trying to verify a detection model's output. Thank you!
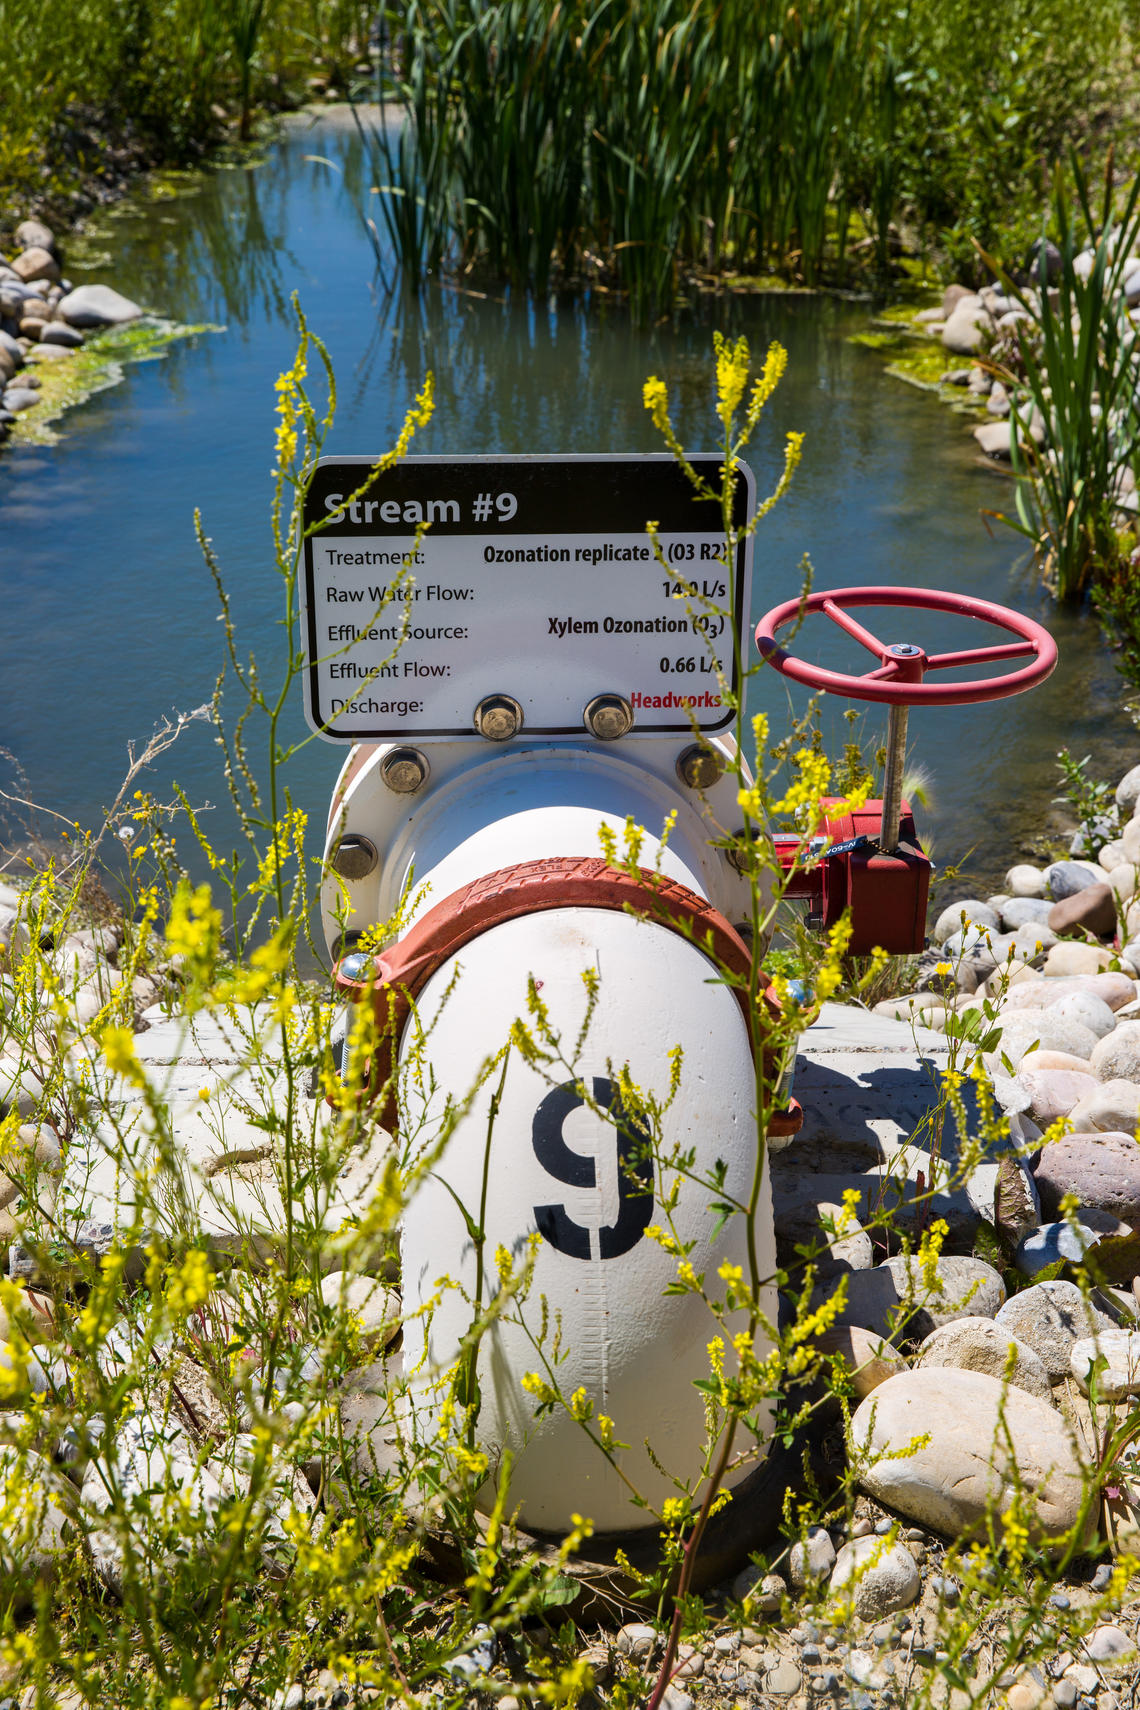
[363, 0, 1129, 317]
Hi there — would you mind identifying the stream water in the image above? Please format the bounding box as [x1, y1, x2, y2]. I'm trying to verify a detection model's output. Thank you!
[0, 109, 1134, 898]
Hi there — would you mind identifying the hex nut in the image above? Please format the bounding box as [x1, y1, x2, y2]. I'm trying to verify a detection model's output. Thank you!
[676, 744, 724, 790]
[330, 835, 379, 881]
[584, 694, 634, 741]
[474, 694, 524, 741]
[379, 747, 429, 794]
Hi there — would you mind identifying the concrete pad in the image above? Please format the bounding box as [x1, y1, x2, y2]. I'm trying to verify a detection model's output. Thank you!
[772, 1003, 991, 1252]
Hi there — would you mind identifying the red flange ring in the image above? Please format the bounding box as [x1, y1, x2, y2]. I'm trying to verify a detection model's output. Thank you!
[334, 856, 802, 1136]
[755, 585, 1058, 706]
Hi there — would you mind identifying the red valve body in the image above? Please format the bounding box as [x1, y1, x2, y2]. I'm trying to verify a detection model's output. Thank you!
[776, 797, 931, 956]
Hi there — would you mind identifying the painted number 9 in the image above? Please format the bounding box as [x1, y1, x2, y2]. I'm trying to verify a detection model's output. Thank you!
[531, 1077, 654, 1261]
[497, 492, 517, 521]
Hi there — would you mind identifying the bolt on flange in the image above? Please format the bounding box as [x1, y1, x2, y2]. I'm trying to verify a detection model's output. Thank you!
[583, 694, 634, 741]
[474, 693, 524, 742]
[380, 746, 430, 794]
[676, 743, 724, 790]
[330, 834, 379, 881]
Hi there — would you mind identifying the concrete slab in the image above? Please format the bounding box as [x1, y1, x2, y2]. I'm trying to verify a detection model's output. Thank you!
[771, 1001, 993, 1254]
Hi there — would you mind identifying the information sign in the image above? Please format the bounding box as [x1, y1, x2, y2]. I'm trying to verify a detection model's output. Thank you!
[300, 454, 754, 742]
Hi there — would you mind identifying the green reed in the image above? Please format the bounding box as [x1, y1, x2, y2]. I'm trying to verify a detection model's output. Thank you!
[363, 0, 1129, 318]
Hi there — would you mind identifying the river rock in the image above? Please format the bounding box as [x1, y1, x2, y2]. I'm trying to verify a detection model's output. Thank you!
[1123, 815, 1140, 864]
[812, 1256, 1003, 1344]
[0, 1445, 76, 1603]
[1044, 862, 1102, 901]
[994, 1279, 1118, 1380]
[1003, 971, 1135, 1011]
[828, 1536, 920, 1619]
[12, 247, 59, 284]
[1022, 1049, 1093, 1074]
[1022, 1015, 1100, 1059]
[1066, 1078, 1140, 1133]
[850, 1368, 1087, 1544]
[942, 285, 976, 317]
[974, 421, 1015, 457]
[789, 1524, 836, 1587]
[318, 1271, 399, 1349]
[39, 322, 83, 349]
[914, 1315, 1052, 1401]
[1117, 765, 1140, 813]
[943, 303, 992, 354]
[812, 1326, 906, 1397]
[3, 387, 39, 412]
[933, 899, 1000, 944]
[1105, 860, 1140, 895]
[82, 1406, 229, 1593]
[1091, 1021, 1140, 1081]
[1043, 942, 1117, 977]
[1034, 1131, 1140, 1226]
[57, 284, 141, 327]
[1048, 882, 1116, 939]
[1046, 990, 1118, 1039]
[1016, 1066, 1098, 1125]
[1069, 1328, 1140, 1398]
[1015, 1220, 1115, 1276]
[1006, 864, 1047, 899]
[14, 219, 55, 253]
[775, 1193, 874, 1278]
[1000, 897, 1053, 932]
[0, 329, 22, 365]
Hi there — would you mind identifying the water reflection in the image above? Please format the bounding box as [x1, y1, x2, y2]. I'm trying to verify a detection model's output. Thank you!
[0, 111, 1133, 895]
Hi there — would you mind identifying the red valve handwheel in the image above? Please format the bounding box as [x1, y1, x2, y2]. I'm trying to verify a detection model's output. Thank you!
[755, 585, 1058, 706]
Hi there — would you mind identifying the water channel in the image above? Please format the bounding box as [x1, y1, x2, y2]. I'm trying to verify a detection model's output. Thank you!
[1, 109, 1134, 900]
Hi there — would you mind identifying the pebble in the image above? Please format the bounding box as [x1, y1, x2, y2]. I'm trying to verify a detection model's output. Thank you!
[1091, 1562, 1114, 1591]
[927, 1574, 959, 1604]
[764, 1661, 802, 1696]
[1086, 1625, 1134, 1664]
[789, 1525, 836, 1587]
[812, 1324, 907, 1394]
[829, 1536, 920, 1619]
[1052, 1681, 1078, 1708]
[933, 900, 1000, 943]
[616, 1623, 657, 1661]
[2, 389, 39, 413]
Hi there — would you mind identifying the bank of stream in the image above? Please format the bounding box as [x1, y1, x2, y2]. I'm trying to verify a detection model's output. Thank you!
[0, 107, 1133, 897]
